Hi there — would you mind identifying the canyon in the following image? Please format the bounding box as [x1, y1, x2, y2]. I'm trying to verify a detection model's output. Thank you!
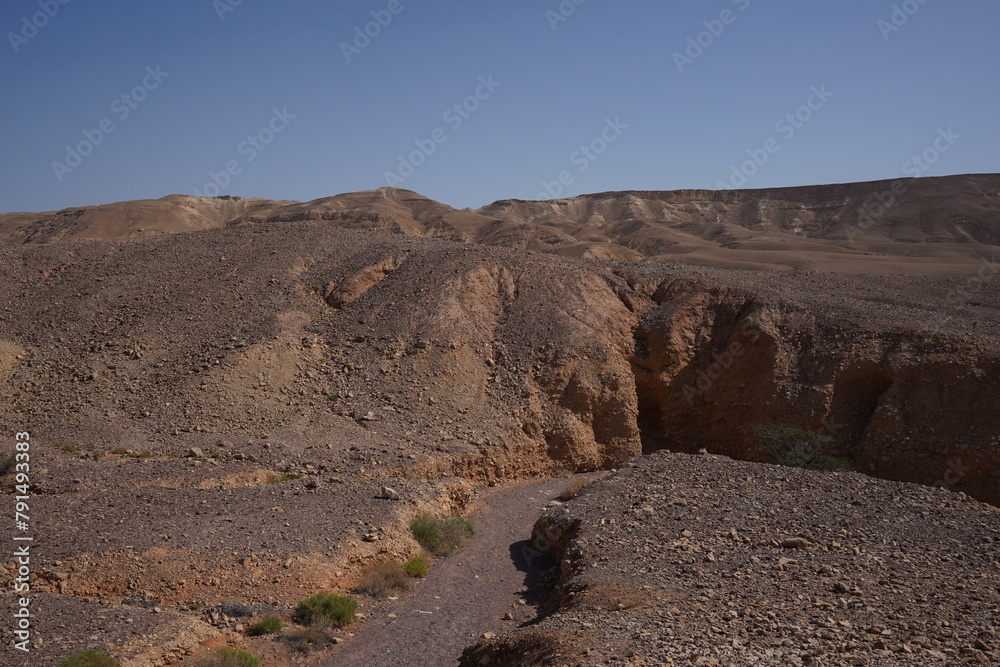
[0, 175, 997, 665]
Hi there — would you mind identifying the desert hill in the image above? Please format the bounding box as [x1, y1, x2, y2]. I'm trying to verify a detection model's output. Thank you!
[1, 177, 998, 665]
[3, 219, 997, 504]
[3, 174, 999, 273]
[0, 195, 293, 245]
[479, 174, 1000, 271]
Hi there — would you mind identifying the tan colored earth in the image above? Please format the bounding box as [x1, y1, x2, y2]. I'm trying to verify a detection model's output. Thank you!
[0, 175, 996, 666]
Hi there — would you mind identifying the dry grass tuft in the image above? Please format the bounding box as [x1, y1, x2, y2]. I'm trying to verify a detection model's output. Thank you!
[410, 514, 474, 556]
[356, 560, 411, 597]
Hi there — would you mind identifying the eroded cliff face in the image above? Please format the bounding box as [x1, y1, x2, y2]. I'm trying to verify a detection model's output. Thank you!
[627, 279, 1000, 505]
[306, 249, 647, 476]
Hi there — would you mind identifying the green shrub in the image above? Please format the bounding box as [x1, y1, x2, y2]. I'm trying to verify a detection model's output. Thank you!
[59, 651, 121, 667]
[297, 593, 357, 627]
[756, 424, 852, 472]
[409, 514, 475, 556]
[403, 556, 429, 578]
[356, 560, 410, 597]
[204, 648, 261, 667]
[246, 614, 286, 636]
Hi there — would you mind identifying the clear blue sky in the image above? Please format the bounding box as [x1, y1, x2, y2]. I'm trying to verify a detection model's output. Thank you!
[1, 0, 997, 212]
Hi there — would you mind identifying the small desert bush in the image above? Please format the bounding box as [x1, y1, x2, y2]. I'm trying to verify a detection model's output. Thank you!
[0, 453, 16, 476]
[246, 614, 286, 636]
[198, 648, 261, 667]
[59, 651, 120, 667]
[557, 476, 592, 501]
[757, 424, 852, 472]
[283, 618, 338, 653]
[403, 556, 429, 578]
[356, 560, 410, 597]
[410, 513, 475, 556]
[297, 592, 357, 627]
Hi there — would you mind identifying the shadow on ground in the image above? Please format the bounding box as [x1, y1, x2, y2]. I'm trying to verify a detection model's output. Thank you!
[509, 538, 557, 627]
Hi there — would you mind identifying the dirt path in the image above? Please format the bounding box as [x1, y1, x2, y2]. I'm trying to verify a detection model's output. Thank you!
[322, 478, 564, 667]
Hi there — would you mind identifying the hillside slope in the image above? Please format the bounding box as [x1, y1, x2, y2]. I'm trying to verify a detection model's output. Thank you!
[463, 452, 1000, 666]
[3, 174, 999, 273]
[1, 223, 997, 504]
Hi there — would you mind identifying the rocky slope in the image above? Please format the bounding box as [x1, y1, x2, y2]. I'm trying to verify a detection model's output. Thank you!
[462, 451, 1000, 666]
[2, 222, 997, 505]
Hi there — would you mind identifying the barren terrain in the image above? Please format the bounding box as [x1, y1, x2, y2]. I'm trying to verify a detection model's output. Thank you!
[464, 452, 1000, 666]
[3, 174, 999, 273]
[0, 177, 997, 666]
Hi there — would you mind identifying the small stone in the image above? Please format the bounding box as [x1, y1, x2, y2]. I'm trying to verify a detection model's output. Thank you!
[381, 486, 401, 501]
[503, 611, 514, 620]
[481, 632, 496, 639]
[781, 537, 811, 549]
[186, 447, 204, 458]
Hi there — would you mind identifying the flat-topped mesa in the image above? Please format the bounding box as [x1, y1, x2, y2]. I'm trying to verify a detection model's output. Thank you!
[480, 174, 1000, 267]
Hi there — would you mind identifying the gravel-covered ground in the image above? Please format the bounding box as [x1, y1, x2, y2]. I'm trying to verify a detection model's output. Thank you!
[464, 451, 1000, 666]
[322, 477, 567, 667]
